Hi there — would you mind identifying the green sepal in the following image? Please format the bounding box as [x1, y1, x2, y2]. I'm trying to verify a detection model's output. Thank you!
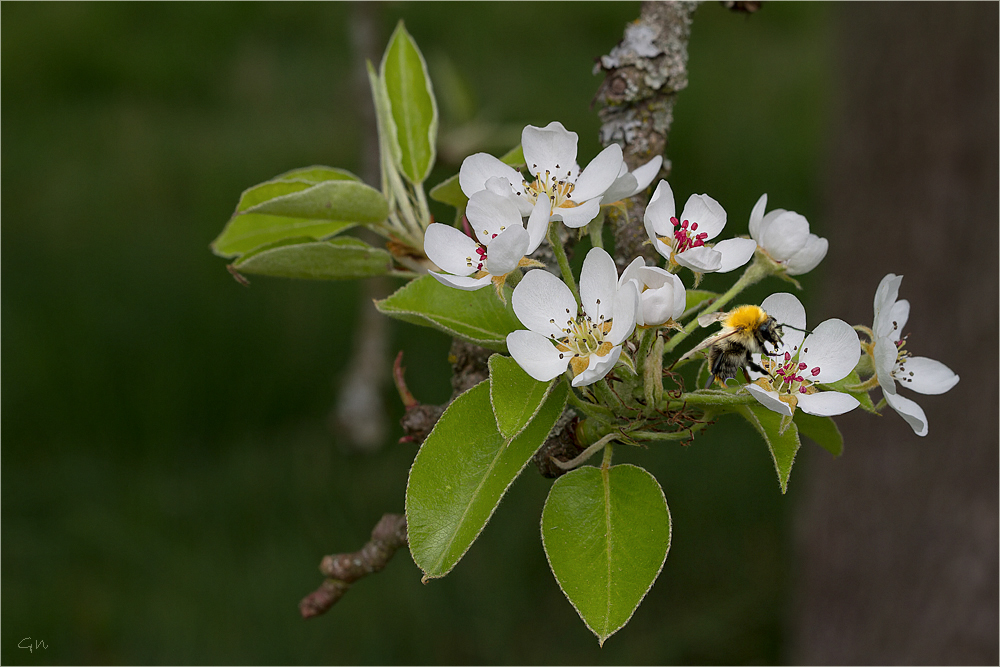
[231, 237, 391, 280]
[541, 463, 671, 646]
[406, 379, 568, 579]
[375, 275, 522, 352]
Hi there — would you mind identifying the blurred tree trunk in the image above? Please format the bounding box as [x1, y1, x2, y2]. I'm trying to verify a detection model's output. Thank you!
[790, 3, 998, 664]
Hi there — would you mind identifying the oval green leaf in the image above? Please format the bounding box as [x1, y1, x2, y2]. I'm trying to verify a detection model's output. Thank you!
[685, 289, 718, 312]
[541, 463, 671, 646]
[375, 275, 522, 352]
[239, 180, 388, 224]
[793, 410, 844, 457]
[488, 354, 554, 440]
[381, 21, 438, 184]
[232, 237, 391, 280]
[407, 380, 568, 579]
[736, 403, 802, 493]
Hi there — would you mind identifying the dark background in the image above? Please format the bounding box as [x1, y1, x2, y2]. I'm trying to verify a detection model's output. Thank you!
[3, 2, 995, 664]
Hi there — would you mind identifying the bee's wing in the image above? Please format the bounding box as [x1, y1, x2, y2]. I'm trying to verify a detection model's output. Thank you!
[678, 329, 740, 362]
[697, 311, 729, 328]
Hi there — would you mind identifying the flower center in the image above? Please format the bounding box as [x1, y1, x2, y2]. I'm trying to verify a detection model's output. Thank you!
[760, 351, 821, 396]
[464, 244, 489, 272]
[548, 300, 615, 374]
[890, 329, 916, 385]
[522, 165, 577, 211]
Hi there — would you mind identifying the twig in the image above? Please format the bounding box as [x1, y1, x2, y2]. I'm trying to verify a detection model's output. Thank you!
[299, 513, 408, 619]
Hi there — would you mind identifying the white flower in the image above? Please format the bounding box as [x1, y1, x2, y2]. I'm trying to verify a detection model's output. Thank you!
[643, 180, 757, 273]
[601, 155, 663, 205]
[748, 194, 828, 276]
[618, 256, 686, 327]
[424, 180, 549, 291]
[507, 247, 639, 386]
[745, 293, 861, 417]
[870, 274, 959, 436]
[459, 121, 624, 229]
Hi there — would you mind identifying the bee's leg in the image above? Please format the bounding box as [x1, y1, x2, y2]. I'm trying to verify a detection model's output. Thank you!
[746, 358, 766, 375]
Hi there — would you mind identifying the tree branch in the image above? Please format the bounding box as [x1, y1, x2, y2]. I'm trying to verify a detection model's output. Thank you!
[594, 0, 699, 268]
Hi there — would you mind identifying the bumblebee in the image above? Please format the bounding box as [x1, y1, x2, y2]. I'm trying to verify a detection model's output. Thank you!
[680, 305, 784, 384]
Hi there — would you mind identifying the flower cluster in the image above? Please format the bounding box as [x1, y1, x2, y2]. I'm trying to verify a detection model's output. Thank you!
[424, 121, 958, 433]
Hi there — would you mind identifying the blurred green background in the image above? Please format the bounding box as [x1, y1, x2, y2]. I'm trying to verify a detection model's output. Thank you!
[2, 2, 832, 663]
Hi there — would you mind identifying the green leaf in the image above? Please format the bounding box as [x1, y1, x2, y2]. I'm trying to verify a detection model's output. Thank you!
[368, 61, 402, 178]
[407, 380, 568, 579]
[238, 180, 388, 224]
[375, 275, 523, 352]
[429, 144, 525, 210]
[212, 169, 371, 258]
[488, 355, 554, 440]
[685, 289, 718, 312]
[541, 463, 671, 646]
[735, 403, 802, 493]
[381, 21, 438, 184]
[232, 237, 391, 280]
[820, 371, 878, 414]
[793, 411, 844, 457]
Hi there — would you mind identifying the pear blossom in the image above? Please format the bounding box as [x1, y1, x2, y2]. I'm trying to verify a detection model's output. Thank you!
[745, 293, 861, 417]
[618, 256, 686, 327]
[601, 155, 664, 206]
[459, 121, 624, 229]
[424, 180, 549, 292]
[748, 194, 828, 275]
[870, 274, 959, 436]
[643, 180, 757, 274]
[507, 247, 639, 386]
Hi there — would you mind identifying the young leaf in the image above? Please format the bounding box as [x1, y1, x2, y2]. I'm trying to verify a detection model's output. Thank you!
[375, 275, 522, 352]
[232, 237, 391, 280]
[735, 403, 802, 493]
[488, 354, 554, 439]
[367, 61, 402, 181]
[429, 144, 525, 210]
[381, 21, 438, 184]
[793, 410, 844, 457]
[684, 289, 718, 312]
[212, 169, 367, 258]
[238, 180, 388, 225]
[541, 464, 671, 646]
[407, 380, 568, 579]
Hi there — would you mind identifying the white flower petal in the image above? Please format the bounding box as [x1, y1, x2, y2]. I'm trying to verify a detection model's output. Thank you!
[748, 193, 768, 242]
[511, 269, 578, 339]
[644, 180, 676, 237]
[873, 336, 899, 395]
[580, 247, 618, 322]
[467, 189, 522, 244]
[573, 143, 624, 202]
[759, 211, 810, 261]
[675, 246, 723, 273]
[630, 155, 663, 193]
[758, 208, 788, 239]
[679, 194, 726, 240]
[608, 279, 639, 344]
[430, 271, 491, 290]
[572, 345, 622, 387]
[784, 234, 828, 275]
[459, 153, 524, 198]
[486, 226, 529, 275]
[637, 266, 685, 325]
[894, 355, 959, 395]
[523, 121, 578, 178]
[746, 384, 794, 416]
[884, 390, 929, 437]
[424, 223, 479, 276]
[525, 194, 550, 254]
[760, 292, 807, 353]
[713, 237, 758, 273]
[886, 298, 910, 342]
[601, 173, 638, 206]
[797, 390, 860, 416]
[798, 319, 860, 384]
[618, 256, 646, 291]
[552, 197, 602, 228]
[483, 175, 514, 197]
[873, 273, 903, 338]
[506, 330, 569, 382]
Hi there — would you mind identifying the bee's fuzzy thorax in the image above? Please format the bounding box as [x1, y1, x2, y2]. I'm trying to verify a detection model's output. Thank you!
[723, 305, 769, 331]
